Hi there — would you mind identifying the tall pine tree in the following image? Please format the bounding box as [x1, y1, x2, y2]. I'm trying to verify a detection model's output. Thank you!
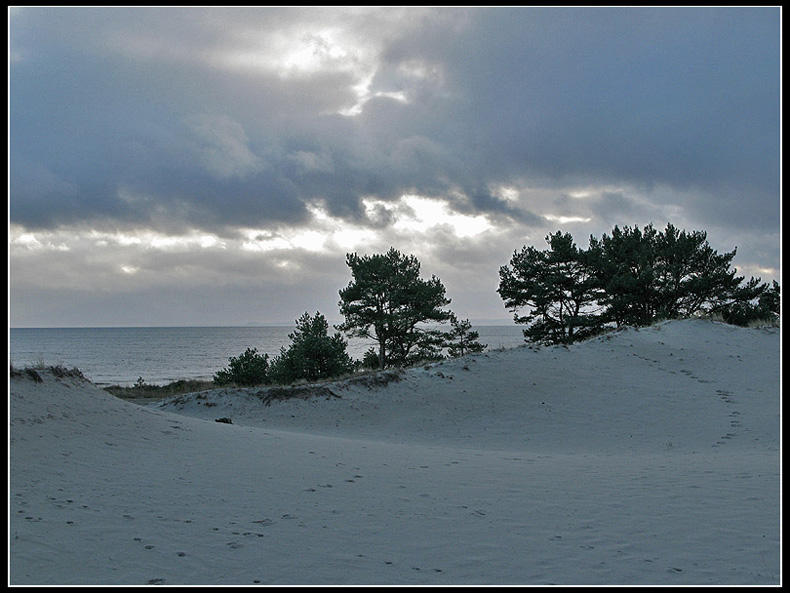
[499, 231, 603, 344]
[337, 248, 452, 368]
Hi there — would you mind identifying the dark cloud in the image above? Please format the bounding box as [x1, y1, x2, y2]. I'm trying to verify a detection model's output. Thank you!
[11, 7, 779, 235]
[9, 7, 780, 326]
[586, 191, 662, 227]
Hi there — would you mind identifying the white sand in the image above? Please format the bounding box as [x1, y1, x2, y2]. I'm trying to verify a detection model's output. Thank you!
[9, 319, 780, 585]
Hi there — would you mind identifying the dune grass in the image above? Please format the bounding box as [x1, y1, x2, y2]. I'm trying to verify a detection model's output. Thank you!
[102, 379, 216, 400]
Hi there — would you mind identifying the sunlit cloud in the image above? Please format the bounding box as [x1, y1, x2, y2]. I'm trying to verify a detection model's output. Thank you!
[239, 203, 376, 254]
[9, 7, 780, 327]
[88, 230, 142, 247]
[218, 26, 363, 77]
[10, 230, 70, 252]
[362, 194, 493, 239]
[374, 90, 409, 103]
[543, 214, 593, 224]
[572, 185, 634, 198]
[330, 227, 378, 250]
[11, 232, 42, 250]
[494, 185, 520, 204]
[395, 194, 493, 238]
[289, 230, 327, 252]
[11, 228, 229, 254]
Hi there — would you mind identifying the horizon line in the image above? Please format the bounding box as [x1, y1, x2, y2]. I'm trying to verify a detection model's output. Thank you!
[9, 320, 517, 330]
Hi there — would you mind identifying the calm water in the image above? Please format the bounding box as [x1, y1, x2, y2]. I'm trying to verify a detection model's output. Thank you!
[9, 326, 524, 387]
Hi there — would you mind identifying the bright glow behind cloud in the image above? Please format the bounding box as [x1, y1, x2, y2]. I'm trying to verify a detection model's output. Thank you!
[9, 8, 779, 327]
[365, 194, 493, 238]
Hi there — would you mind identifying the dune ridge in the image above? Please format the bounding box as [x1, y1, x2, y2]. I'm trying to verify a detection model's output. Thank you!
[9, 319, 780, 585]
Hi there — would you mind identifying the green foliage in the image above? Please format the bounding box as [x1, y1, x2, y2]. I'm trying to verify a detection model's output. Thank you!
[268, 312, 355, 384]
[720, 278, 779, 326]
[405, 328, 448, 365]
[360, 348, 381, 370]
[499, 231, 604, 344]
[588, 223, 744, 325]
[105, 378, 214, 400]
[337, 247, 452, 368]
[443, 314, 487, 357]
[499, 222, 779, 344]
[759, 280, 781, 315]
[213, 347, 270, 386]
[588, 224, 660, 327]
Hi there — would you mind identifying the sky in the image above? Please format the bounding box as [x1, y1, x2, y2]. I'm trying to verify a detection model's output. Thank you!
[8, 6, 781, 328]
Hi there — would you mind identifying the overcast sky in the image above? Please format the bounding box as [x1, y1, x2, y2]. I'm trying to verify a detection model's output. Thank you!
[9, 6, 781, 327]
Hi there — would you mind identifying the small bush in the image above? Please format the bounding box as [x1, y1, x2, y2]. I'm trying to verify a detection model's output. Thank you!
[268, 312, 355, 384]
[105, 378, 214, 399]
[360, 348, 380, 370]
[25, 368, 43, 382]
[443, 314, 487, 357]
[213, 347, 270, 386]
[10, 364, 85, 382]
[720, 303, 777, 327]
[50, 365, 86, 380]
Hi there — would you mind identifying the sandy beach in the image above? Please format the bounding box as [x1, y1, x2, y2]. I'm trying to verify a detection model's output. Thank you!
[9, 319, 780, 585]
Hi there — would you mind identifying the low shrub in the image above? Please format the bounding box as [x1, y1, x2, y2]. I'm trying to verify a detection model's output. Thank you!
[104, 378, 215, 399]
[213, 347, 270, 386]
[268, 312, 355, 384]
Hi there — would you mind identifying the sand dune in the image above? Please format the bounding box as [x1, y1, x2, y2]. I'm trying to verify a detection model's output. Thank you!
[9, 319, 780, 584]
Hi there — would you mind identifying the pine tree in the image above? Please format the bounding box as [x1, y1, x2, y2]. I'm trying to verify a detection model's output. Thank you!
[443, 314, 487, 357]
[759, 280, 781, 315]
[268, 312, 355, 384]
[213, 347, 270, 386]
[588, 222, 744, 324]
[499, 231, 603, 344]
[337, 248, 452, 368]
[499, 222, 771, 342]
[719, 277, 777, 326]
[588, 224, 660, 327]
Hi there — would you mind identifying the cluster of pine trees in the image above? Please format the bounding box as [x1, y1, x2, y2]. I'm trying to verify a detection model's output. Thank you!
[498, 223, 780, 345]
[214, 222, 779, 386]
[214, 248, 486, 385]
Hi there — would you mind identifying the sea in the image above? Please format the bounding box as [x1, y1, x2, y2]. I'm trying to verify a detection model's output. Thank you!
[9, 325, 525, 387]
